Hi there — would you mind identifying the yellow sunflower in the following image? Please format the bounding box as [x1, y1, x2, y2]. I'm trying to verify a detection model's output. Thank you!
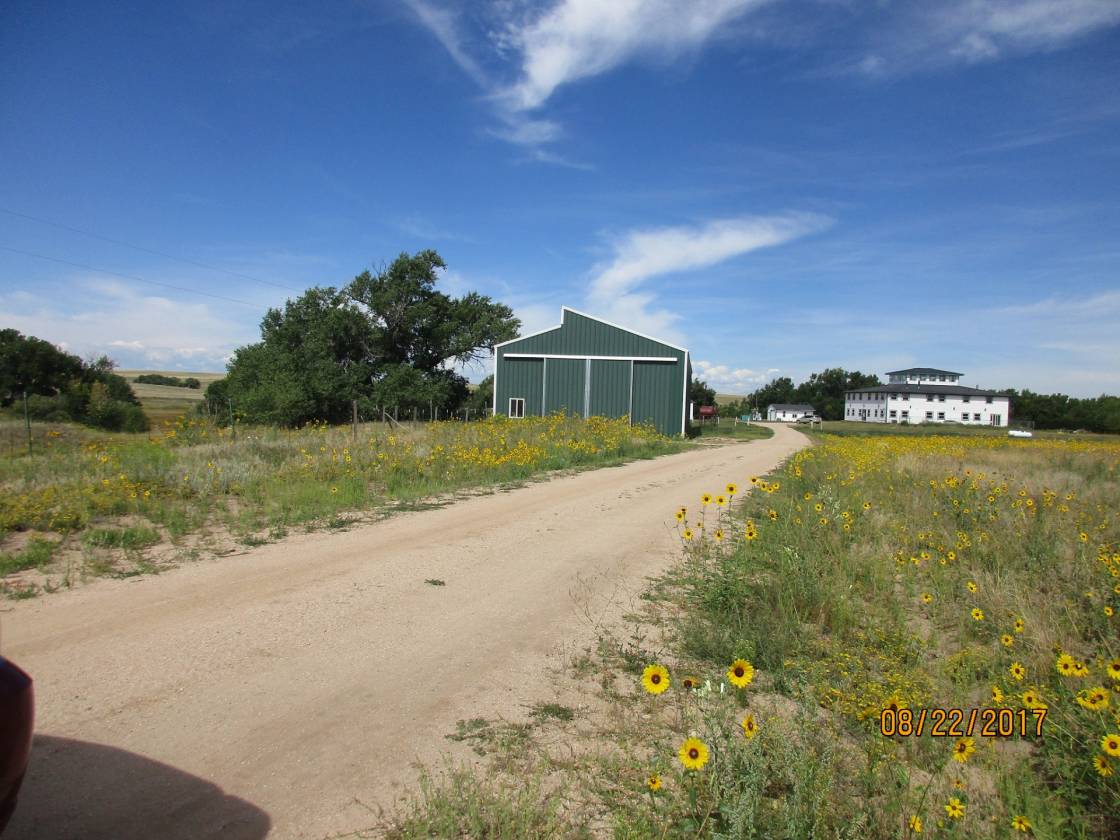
[991, 685, 1004, 704]
[921, 593, 933, 604]
[909, 815, 923, 834]
[1013, 617, 1025, 633]
[966, 580, 978, 593]
[715, 495, 727, 507]
[1107, 658, 1120, 681]
[1001, 634, 1014, 647]
[681, 675, 700, 690]
[1009, 662, 1026, 681]
[971, 608, 985, 621]
[741, 713, 759, 739]
[1102, 733, 1120, 757]
[701, 493, 712, 505]
[726, 483, 738, 495]
[641, 664, 670, 695]
[944, 797, 965, 820]
[1011, 815, 1032, 833]
[951, 737, 976, 763]
[1056, 653, 1076, 677]
[1094, 754, 1114, 777]
[646, 774, 662, 791]
[727, 658, 755, 688]
[678, 737, 710, 770]
[1075, 687, 1109, 710]
[675, 510, 686, 522]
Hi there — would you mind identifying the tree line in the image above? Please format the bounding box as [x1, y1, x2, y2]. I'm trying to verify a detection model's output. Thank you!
[136, 373, 202, 389]
[0, 329, 149, 432]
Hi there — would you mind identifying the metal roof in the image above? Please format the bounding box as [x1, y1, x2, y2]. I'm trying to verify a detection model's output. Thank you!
[846, 384, 1004, 397]
[884, 367, 964, 377]
[768, 403, 815, 411]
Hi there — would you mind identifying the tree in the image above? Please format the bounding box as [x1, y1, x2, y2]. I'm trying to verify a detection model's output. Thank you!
[0, 328, 83, 405]
[464, 374, 493, 416]
[689, 378, 716, 408]
[223, 251, 520, 426]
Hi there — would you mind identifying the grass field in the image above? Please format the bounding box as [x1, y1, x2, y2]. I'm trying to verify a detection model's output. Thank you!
[117, 369, 224, 425]
[0, 414, 686, 597]
[385, 431, 1120, 839]
[691, 421, 773, 441]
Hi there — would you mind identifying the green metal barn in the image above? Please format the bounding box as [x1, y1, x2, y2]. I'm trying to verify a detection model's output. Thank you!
[492, 307, 691, 436]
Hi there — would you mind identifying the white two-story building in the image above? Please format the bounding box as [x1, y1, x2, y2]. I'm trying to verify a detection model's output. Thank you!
[844, 368, 1010, 427]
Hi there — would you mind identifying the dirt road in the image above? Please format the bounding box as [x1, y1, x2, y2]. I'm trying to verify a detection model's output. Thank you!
[2, 424, 807, 839]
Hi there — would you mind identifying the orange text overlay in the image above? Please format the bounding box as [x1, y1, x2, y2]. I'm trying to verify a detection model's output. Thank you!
[880, 707, 1046, 738]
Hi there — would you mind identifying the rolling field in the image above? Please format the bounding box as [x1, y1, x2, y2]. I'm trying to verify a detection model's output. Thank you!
[117, 369, 224, 425]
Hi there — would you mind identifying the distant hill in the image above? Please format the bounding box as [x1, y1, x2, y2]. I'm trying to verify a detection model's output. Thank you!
[118, 369, 224, 424]
[715, 393, 748, 406]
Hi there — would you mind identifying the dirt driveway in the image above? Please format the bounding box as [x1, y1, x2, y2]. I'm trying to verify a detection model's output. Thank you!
[2, 423, 807, 839]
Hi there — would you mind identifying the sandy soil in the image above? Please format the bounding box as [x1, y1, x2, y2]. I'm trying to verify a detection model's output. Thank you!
[1, 423, 807, 839]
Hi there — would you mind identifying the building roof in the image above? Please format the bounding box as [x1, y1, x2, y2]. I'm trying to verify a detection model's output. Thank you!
[885, 367, 964, 377]
[845, 384, 1005, 397]
[769, 403, 815, 411]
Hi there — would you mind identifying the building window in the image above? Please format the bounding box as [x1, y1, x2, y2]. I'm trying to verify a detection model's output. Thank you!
[937, 411, 945, 420]
[962, 396, 970, 403]
[927, 394, 934, 401]
[925, 411, 933, 420]
[938, 394, 946, 402]
[891, 393, 899, 400]
[901, 410, 909, 419]
[889, 410, 897, 418]
[509, 397, 525, 418]
[973, 413, 981, 420]
[986, 396, 993, 404]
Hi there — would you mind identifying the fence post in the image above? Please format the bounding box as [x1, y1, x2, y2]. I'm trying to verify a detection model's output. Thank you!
[352, 399, 358, 442]
[23, 390, 32, 456]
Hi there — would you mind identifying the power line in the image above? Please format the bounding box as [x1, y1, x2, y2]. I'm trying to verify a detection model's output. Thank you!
[0, 245, 263, 308]
[0, 206, 304, 293]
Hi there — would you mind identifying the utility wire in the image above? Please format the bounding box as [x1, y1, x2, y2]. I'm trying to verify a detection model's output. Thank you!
[0, 206, 304, 293]
[0, 245, 262, 308]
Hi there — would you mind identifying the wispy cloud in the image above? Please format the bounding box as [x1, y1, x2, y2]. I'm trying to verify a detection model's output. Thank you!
[584, 211, 832, 344]
[495, 0, 770, 112]
[851, 0, 1120, 76]
[403, 0, 490, 86]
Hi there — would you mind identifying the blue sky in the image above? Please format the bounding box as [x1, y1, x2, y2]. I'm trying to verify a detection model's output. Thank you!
[2, 0, 1119, 396]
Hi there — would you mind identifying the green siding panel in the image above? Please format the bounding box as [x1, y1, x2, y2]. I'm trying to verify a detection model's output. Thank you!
[589, 359, 631, 420]
[497, 357, 543, 417]
[544, 358, 585, 416]
[632, 361, 683, 435]
[502, 310, 683, 359]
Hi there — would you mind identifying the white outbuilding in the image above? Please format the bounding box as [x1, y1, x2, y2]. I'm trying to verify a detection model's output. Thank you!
[767, 403, 816, 422]
[844, 368, 1010, 427]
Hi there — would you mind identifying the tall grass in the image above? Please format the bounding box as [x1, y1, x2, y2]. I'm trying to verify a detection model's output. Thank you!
[0, 414, 684, 591]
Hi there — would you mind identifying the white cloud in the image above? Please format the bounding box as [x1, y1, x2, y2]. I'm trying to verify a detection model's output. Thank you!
[693, 360, 780, 394]
[0, 274, 255, 371]
[496, 0, 770, 112]
[404, 0, 491, 86]
[855, 0, 1120, 75]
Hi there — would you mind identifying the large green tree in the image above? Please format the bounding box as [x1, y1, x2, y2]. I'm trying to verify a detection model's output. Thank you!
[0, 328, 84, 405]
[224, 251, 519, 425]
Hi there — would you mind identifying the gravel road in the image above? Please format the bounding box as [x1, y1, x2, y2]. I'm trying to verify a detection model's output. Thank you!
[2, 423, 807, 839]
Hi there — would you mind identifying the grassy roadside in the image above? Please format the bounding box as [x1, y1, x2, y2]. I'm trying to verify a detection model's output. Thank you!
[690, 422, 774, 442]
[384, 432, 1120, 838]
[0, 414, 687, 597]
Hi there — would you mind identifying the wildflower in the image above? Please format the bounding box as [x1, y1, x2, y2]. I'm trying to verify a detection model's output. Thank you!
[768, 509, 778, 521]
[701, 493, 712, 505]
[728, 659, 755, 688]
[675, 510, 685, 522]
[714, 529, 724, 542]
[678, 737, 709, 770]
[819, 517, 829, 526]
[681, 676, 700, 690]
[947, 550, 957, 561]
[744, 528, 757, 541]
[682, 529, 694, 541]
[909, 815, 923, 833]
[1011, 815, 1032, 832]
[862, 501, 871, 510]
[1021, 690, 1046, 710]
[991, 686, 1004, 705]
[1102, 733, 1120, 757]
[802, 490, 811, 499]
[1106, 606, 1115, 617]
[726, 483, 738, 495]
[1001, 634, 1014, 648]
[951, 737, 976, 763]
[741, 713, 759, 739]
[921, 593, 933, 605]
[646, 774, 662, 791]
[1094, 754, 1114, 777]
[1013, 617, 1025, 633]
[1056, 653, 1076, 677]
[1079, 532, 1089, 543]
[1009, 662, 1026, 681]
[330, 486, 338, 494]
[715, 495, 727, 507]
[1107, 659, 1120, 681]
[971, 608, 984, 621]
[1075, 687, 1109, 710]
[966, 580, 978, 593]
[944, 798, 965, 820]
[1073, 661, 1090, 678]
[814, 502, 823, 513]
[641, 664, 670, 695]
[952, 778, 965, 791]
